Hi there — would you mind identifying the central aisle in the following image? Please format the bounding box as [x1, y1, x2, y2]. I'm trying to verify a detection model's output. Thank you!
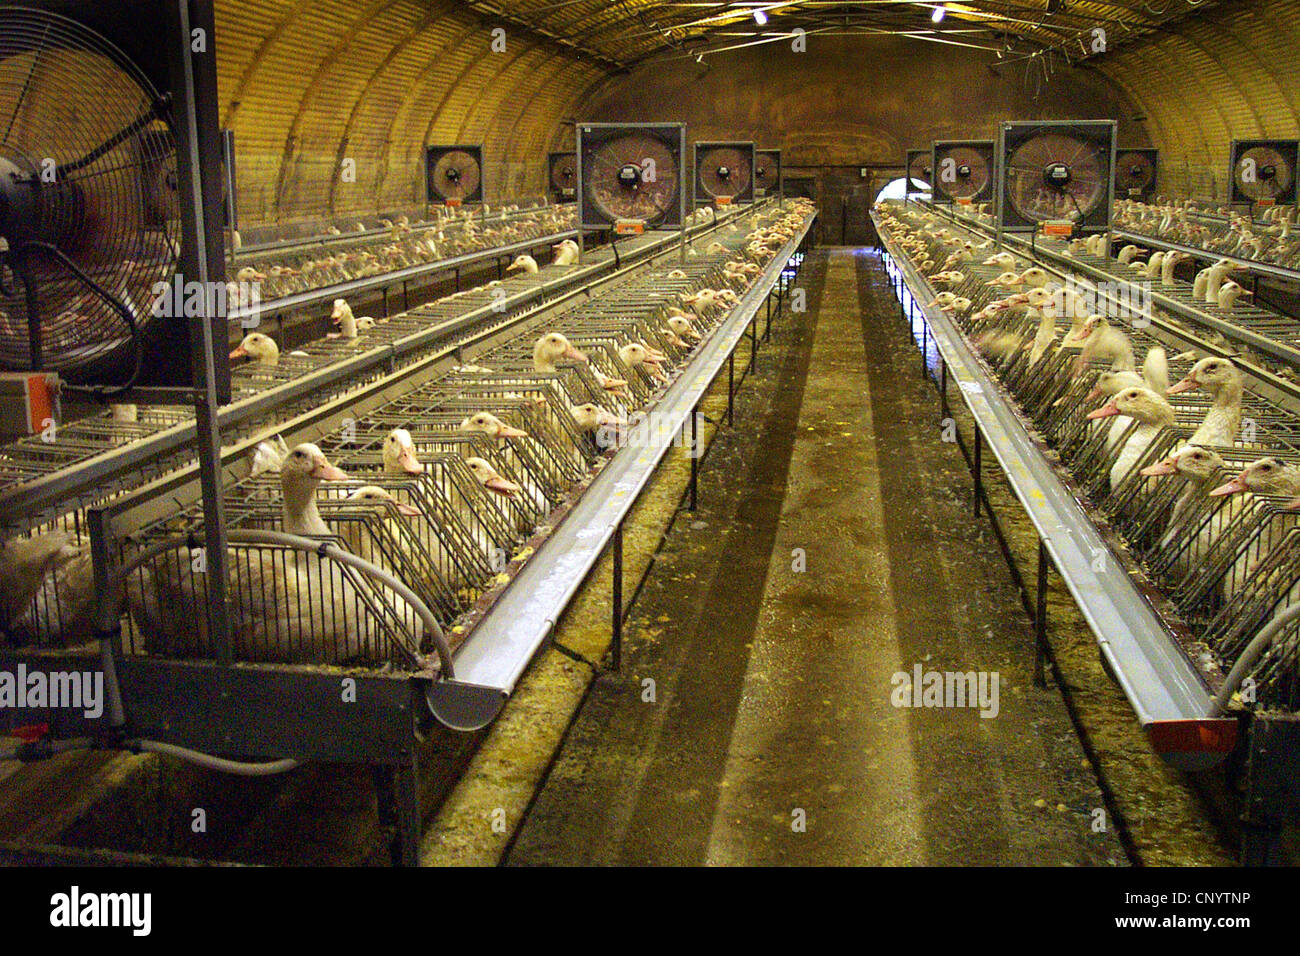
[506, 248, 1124, 866]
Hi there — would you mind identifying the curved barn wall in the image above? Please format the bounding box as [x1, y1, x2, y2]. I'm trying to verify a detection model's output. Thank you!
[1095, 0, 1300, 200]
[213, 0, 604, 225]
[210, 0, 1300, 227]
[579, 35, 1145, 170]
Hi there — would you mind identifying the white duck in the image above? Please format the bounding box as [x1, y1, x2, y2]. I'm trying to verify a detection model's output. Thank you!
[131, 444, 417, 664]
[1087, 386, 1177, 490]
[552, 240, 579, 266]
[230, 332, 281, 366]
[507, 254, 539, 275]
[1167, 356, 1243, 447]
[619, 342, 668, 383]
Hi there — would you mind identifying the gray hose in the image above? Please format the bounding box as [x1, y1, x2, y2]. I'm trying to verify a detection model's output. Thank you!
[130, 740, 299, 776]
[1212, 601, 1300, 714]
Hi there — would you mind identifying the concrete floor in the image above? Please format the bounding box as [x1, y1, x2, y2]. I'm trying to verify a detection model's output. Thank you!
[506, 248, 1126, 866]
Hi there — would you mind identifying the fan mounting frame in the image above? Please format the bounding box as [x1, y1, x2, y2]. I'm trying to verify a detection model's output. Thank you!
[930, 139, 995, 206]
[1115, 147, 1159, 202]
[905, 147, 931, 200]
[754, 147, 782, 203]
[995, 119, 1116, 236]
[693, 140, 756, 207]
[425, 143, 484, 207]
[0, 0, 230, 401]
[547, 150, 577, 203]
[577, 122, 686, 234]
[1228, 138, 1299, 208]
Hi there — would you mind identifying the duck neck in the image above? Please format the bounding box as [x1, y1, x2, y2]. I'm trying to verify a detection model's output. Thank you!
[283, 477, 329, 536]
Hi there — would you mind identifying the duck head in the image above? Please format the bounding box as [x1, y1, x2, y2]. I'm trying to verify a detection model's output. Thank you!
[534, 332, 587, 372]
[383, 428, 424, 475]
[1141, 445, 1225, 479]
[346, 485, 421, 517]
[459, 411, 528, 439]
[230, 332, 280, 365]
[1167, 356, 1240, 395]
[1085, 386, 1175, 425]
[465, 456, 521, 499]
[1210, 457, 1300, 497]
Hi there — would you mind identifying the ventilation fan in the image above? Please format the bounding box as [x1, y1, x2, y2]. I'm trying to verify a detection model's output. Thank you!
[577, 123, 685, 233]
[426, 145, 483, 206]
[996, 120, 1115, 235]
[905, 148, 931, 198]
[1229, 139, 1299, 207]
[930, 140, 994, 204]
[754, 148, 781, 200]
[0, 0, 228, 399]
[693, 141, 755, 206]
[548, 151, 576, 203]
[1115, 148, 1158, 201]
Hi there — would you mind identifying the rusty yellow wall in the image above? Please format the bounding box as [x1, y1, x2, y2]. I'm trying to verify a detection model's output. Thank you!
[1096, 0, 1300, 200]
[214, 0, 602, 225]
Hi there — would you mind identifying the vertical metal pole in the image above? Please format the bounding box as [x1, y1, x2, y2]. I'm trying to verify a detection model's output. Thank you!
[973, 429, 983, 518]
[394, 760, 421, 867]
[688, 408, 698, 512]
[1035, 539, 1050, 688]
[939, 357, 949, 419]
[611, 522, 623, 670]
[750, 313, 757, 365]
[174, 0, 231, 663]
[727, 352, 735, 426]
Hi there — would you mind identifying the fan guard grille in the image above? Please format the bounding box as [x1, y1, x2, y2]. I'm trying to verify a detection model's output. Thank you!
[696, 146, 752, 200]
[0, 6, 179, 376]
[1004, 131, 1108, 223]
[585, 132, 679, 223]
[933, 144, 992, 201]
[1233, 145, 1295, 202]
[429, 148, 482, 202]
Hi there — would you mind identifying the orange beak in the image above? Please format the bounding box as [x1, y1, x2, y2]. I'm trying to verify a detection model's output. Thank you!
[1140, 457, 1178, 477]
[311, 456, 349, 481]
[1209, 472, 1249, 497]
[495, 424, 529, 439]
[1086, 401, 1121, 420]
[229, 345, 248, 360]
[397, 446, 423, 474]
[1166, 375, 1197, 395]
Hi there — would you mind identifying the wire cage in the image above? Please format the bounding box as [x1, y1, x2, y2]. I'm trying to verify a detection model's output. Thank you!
[883, 199, 1300, 712]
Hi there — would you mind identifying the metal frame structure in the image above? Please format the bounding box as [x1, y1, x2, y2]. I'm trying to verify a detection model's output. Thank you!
[994, 118, 1117, 236]
[425, 143, 485, 208]
[692, 140, 757, 208]
[877, 219, 1233, 770]
[754, 148, 783, 205]
[930, 139, 996, 206]
[2, 196, 810, 865]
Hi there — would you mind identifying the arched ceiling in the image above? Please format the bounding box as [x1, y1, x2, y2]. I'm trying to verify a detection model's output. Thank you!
[213, 0, 1292, 223]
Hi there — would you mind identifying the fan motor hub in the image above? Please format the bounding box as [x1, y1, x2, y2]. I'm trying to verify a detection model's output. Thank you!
[0, 151, 84, 249]
[1044, 162, 1072, 187]
[716, 165, 731, 179]
[617, 163, 641, 188]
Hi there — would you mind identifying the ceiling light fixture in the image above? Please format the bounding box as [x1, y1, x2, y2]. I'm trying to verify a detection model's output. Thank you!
[931, 4, 947, 23]
[754, 9, 768, 25]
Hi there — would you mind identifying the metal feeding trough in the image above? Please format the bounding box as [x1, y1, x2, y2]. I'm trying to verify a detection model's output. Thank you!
[879, 197, 1300, 863]
[0, 197, 815, 865]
